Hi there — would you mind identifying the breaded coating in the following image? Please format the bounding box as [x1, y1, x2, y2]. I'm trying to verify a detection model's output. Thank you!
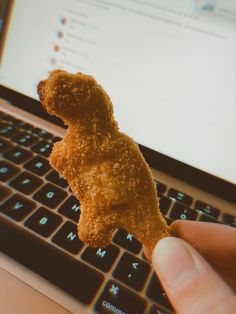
[37, 70, 170, 252]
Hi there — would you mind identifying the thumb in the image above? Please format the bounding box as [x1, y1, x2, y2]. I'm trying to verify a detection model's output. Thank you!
[152, 237, 236, 314]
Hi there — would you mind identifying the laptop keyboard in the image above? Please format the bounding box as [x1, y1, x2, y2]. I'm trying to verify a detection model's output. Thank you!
[0, 110, 235, 314]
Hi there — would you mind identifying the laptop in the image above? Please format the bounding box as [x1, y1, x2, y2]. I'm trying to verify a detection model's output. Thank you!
[0, 0, 235, 313]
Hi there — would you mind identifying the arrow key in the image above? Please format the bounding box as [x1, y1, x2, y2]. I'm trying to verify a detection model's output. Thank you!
[146, 273, 173, 311]
[0, 193, 36, 221]
[113, 252, 151, 291]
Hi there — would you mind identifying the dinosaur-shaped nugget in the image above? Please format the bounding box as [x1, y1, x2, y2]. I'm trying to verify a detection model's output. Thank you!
[37, 70, 169, 252]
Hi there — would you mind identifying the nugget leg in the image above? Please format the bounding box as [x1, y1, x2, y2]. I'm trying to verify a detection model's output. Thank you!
[124, 211, 170, 253]
[78, 213, 115, 248]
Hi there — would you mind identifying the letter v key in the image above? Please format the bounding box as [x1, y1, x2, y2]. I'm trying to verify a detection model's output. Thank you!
[13, 202, 23, 210]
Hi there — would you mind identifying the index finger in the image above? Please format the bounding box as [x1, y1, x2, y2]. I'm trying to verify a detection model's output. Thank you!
[171, 220, 236, 271]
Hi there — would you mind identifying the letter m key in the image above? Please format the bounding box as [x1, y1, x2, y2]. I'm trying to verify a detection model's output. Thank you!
[96, 248, 106, 258]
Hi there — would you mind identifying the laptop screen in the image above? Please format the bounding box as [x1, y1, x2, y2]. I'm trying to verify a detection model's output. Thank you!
[0, 0, 236, 185]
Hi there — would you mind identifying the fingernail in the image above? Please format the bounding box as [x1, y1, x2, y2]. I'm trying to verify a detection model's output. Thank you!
[152, 237, 199, 289]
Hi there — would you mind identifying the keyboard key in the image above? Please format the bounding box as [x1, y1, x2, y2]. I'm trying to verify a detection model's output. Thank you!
[10, 171, 43, 194]
[149, 304, 172, 314]
[0, 184, 11, 202]
[0, 161, 20, 182]
[32, 128, 53, 140]
[155, 181, 167, 195]
[0, 194, 36, 221]
[58, 196, 80, 222]
[169, 202, 198, 221]
[33, 183, 67, 208]
[113, 229, 142, 254]
[13, 132, 38, 147]
[25, 207, 62, 237]
[165, 217, 173, 225]
[32, 140, 53, 157]
[3, 146, 32, 164]
[113, 252, 150, 291]
[159, 195, 172, 215]
[0, 218, 104, 305]
[0, 137, 11, 153]
[222, 213, 236, 227]
[24, 156, 51, 176]
[168, 188, 193, 206]
[1, 114, 18, 124]
[0, 111, 7, 119]
[51, 136, 62, 143]
[52, 221, 84, 254]
[198, 214, 219, 223]
[14, 120, 34, 131]
[81, 244, 119, 272]
[0, 122, 18, 138]
[146, 273, 173, 311]
[95, 280, 147, 314]
[195, 200, 220, 218]
[46, 170, 68, 188]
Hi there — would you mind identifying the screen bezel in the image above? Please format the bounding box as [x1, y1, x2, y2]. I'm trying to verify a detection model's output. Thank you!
[0, 84, 235, 204]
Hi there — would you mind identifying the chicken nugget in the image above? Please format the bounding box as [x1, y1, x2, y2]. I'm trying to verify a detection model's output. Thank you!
[37, 70, 170, 253]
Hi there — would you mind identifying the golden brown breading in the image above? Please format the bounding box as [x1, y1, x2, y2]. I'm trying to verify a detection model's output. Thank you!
[37, 70, 170, 252]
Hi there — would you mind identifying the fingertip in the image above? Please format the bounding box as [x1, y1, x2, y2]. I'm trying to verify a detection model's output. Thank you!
[152, 237, 199, 289]
[151, 236, 171, 262]
[152, 236, 184, 259]
[151, 237, 236, 313]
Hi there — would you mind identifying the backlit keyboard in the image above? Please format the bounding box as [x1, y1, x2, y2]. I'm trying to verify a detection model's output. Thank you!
[0, 110, 235, 314]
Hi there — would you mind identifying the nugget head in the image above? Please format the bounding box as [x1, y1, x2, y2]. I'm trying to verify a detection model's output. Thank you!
[37, 70, 114, 127]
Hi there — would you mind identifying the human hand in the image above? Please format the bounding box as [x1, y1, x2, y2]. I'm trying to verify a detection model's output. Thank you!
[152, 236, 236, 313]
[146, 221, 236, 313]
[171, 220, 236, 292]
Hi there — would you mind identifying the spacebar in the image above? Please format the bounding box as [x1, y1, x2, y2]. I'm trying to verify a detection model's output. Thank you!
[0, 217, 104, 305]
